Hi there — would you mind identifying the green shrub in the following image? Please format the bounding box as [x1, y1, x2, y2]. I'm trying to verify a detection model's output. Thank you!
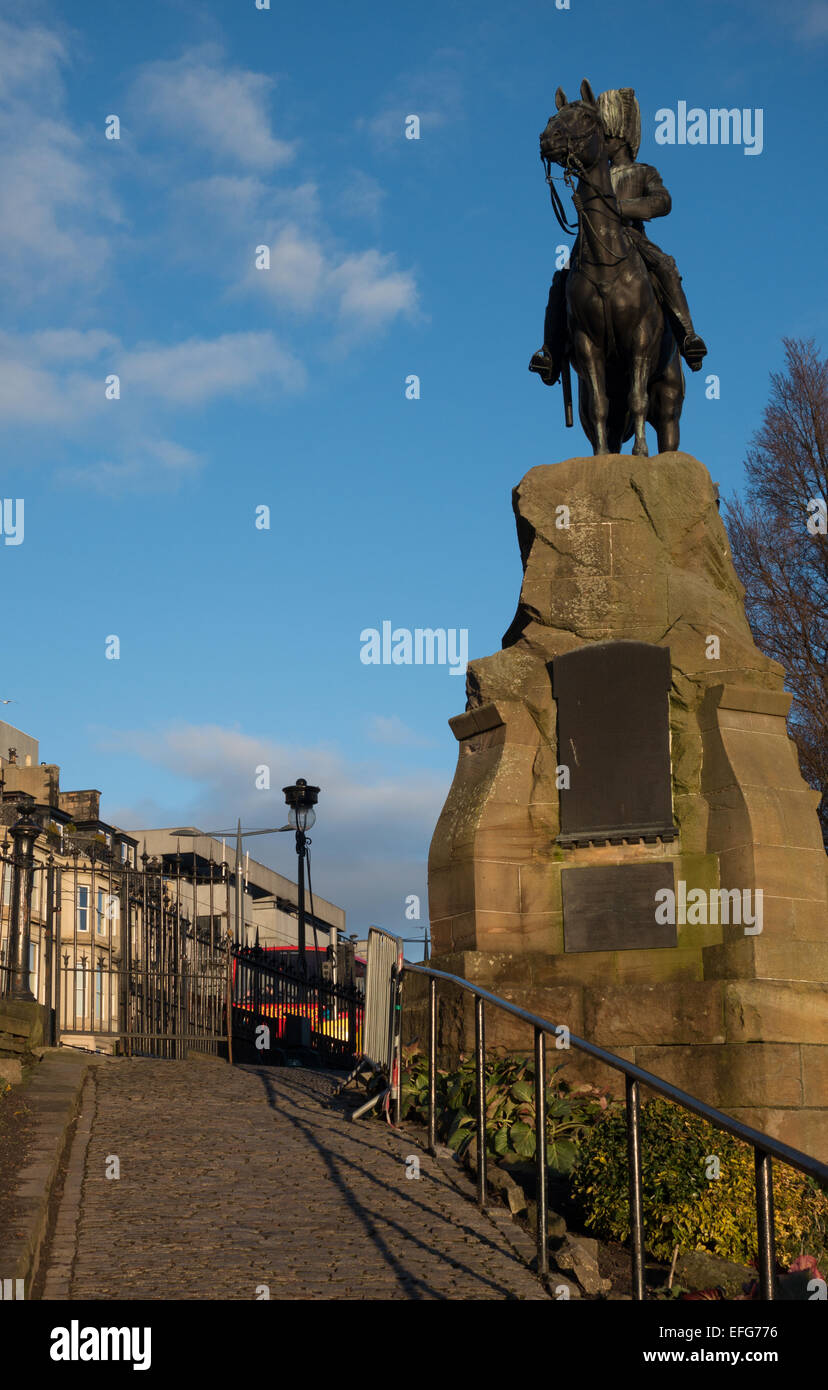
[400, 1045, 611, 1174]
[571, 1097, 828, 1266]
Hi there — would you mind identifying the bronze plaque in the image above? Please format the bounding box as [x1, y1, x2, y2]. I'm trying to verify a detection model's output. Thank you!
[552, 641, 676, 846]
[562, 862, 677, 952]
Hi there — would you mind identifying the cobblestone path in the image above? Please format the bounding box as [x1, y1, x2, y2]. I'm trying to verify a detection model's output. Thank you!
[41, 1058, 548, 1300]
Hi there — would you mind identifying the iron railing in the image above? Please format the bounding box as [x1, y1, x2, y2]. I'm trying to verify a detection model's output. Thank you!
[0, 823, 364, 1065]
[231, 944, 362, 1066]
[58, 959, 228, 1057]
[402, 962, 828, 1302]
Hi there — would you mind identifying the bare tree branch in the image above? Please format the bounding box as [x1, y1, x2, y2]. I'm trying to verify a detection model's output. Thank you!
[723, 338, 828, 846]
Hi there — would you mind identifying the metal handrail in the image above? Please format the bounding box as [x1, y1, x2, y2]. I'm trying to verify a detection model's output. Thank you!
[402, 961, 828, 1302]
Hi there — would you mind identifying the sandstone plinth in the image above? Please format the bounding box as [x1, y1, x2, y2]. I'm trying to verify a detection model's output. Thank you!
[412, 453, 828, 1154]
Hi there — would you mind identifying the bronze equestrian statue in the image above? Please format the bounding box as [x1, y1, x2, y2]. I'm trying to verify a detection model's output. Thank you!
[529, 82, 707, 456]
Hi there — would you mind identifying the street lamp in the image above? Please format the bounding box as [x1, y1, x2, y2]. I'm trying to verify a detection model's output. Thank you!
[171, 777, 321, 973]
[8, 814, 40, 1001]
[282, 780, 320, 976]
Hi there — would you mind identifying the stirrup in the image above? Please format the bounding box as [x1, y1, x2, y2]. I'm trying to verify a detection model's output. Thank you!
[529, 347, 560, 386]
[682, 333, 707, 371]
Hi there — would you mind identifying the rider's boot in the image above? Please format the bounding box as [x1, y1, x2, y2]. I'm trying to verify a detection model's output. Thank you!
[530, 269, 569, 386]
[655, 264, 708, 371]
[680, 331, 707, 371]
[529, 345, 561, 386]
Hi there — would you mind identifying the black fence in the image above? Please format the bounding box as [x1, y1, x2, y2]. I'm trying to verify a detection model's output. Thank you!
[231, 945, 362, 1067]
[0, 821, 362, 1066]
[58, 958, 228, 1058]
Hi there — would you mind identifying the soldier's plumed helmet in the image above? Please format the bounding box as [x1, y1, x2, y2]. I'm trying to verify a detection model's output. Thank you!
[597, 88, 641, 160]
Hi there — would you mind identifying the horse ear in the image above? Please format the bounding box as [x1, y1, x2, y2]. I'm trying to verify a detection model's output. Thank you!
[580, 79, 597, 106]
[555, 87, 568, 110]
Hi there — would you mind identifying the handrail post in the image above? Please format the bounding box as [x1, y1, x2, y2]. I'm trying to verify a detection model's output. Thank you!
[534, 1026, 548, 1275]
[427, 975, 437, 1155]
[626, 1077, 645, 1300]
[755, 1149, 776, 1301]
[475, 995, 486, 1207]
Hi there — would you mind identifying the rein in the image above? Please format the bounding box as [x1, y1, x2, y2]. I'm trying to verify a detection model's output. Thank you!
[545, 160, 579, 235]
[544, 153, 629, 270]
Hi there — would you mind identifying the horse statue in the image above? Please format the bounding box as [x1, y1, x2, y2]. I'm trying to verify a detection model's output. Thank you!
[535, 80, 686, 456]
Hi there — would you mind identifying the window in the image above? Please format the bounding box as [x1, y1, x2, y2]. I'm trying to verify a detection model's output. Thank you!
[74, 960, 88, 1023]
[94, 962, 104, 1025]
[28, 940, 38, 997]
[96, 889, 107, 935]
[77, 885, 89, 932]
[2, 870, 11, 907]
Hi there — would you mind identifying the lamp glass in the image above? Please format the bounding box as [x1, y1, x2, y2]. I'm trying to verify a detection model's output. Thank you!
[288, 806, 316, 831]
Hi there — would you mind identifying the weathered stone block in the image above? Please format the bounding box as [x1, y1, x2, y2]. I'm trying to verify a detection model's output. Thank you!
[584, 982, 724, 1047]
[633, 1043, 802, 1109]
[724, 981, 828, 1045]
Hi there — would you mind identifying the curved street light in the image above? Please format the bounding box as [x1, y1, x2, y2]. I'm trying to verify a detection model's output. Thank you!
[170, 777, 322, 973]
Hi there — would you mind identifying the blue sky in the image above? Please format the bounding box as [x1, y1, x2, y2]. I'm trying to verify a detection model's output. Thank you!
[1, 0, 826, 950]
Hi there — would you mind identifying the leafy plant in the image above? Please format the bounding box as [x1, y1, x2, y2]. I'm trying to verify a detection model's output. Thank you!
[571, 1096, 828, 1266]
[399, 1044, 611, 1174]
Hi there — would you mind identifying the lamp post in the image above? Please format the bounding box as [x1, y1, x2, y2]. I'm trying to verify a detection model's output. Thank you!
[282, 779, 319, 978]
[8, 814, 40, 1001]
[172, 779, 321, 969]
[173, 821, 290, 945]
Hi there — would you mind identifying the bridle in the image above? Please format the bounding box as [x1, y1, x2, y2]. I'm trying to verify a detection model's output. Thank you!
[541, 112, 630, 269]
[544, 157, 579, 235]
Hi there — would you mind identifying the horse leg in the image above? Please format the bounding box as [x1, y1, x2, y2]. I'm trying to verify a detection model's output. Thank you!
[629, 353, 650, 457]
[577, 383, 597, 452]
[649, 344, 685, 453]
[606, 384, 627, 453]
[574, 335, 609, 455]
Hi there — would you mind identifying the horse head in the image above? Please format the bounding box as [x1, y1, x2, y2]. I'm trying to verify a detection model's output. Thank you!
[539, 79, 605, 177]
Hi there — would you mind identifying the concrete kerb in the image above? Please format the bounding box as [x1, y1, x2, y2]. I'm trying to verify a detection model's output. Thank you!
[2, 1048, 97, 1296]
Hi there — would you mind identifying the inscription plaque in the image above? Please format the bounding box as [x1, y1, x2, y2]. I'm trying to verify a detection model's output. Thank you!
[552, 641, 676, 846]
[562, 862, 677, 952]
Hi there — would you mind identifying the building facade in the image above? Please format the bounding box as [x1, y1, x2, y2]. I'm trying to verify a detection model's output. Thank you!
[0, 726, 347, 1052]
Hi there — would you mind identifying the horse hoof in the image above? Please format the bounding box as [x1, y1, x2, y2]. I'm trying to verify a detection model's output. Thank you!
[632, 443, 649, 458]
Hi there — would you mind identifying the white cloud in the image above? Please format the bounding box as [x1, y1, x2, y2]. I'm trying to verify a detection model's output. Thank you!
[245, 231, 417, 332]
[120, 331, 306, 404]
[0, 17, 66, 107]
[98, 721, 446, 872]
[132, 47, 295, 170]
[30, 329, 119, 362]
[0, 328, 305, 426]
[0, 21, 122, 301]
[97, 720, 448, 931]
[0, 336, 104, 424]
[55, 437, 204, 495]
[329, 250, 417, 330]
[97, 722, 450, 928]
[264, 225, 325, 310]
